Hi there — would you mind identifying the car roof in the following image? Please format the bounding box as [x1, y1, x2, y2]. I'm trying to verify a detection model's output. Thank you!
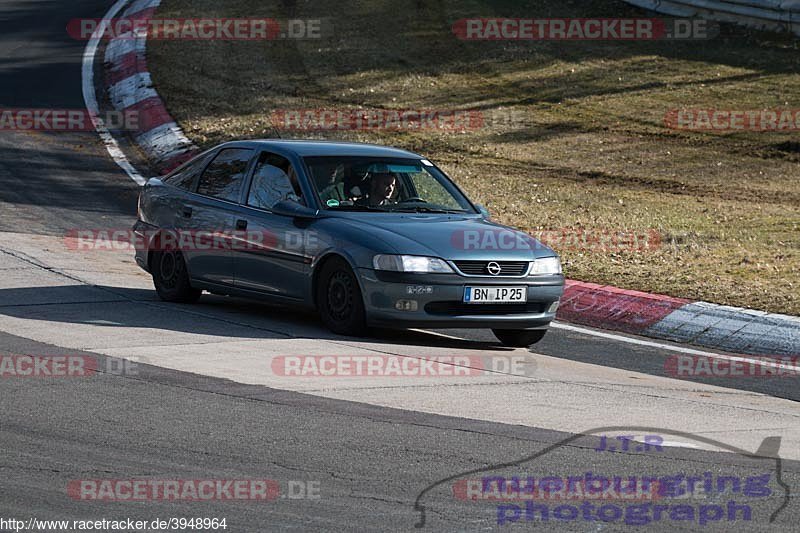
[216, 139, 423, 158]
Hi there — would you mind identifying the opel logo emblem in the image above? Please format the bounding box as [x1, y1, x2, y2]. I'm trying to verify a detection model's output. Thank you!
[486, 262, 502, 276]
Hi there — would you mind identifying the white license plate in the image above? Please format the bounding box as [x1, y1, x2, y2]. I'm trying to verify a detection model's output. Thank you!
[464, 286, 527, 304]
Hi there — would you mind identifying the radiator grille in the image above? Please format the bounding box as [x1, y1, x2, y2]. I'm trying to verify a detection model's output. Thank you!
[452, 261, 529, 276]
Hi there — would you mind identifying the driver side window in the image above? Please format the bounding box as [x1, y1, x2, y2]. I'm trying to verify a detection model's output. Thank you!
[247, 152, 305, 210]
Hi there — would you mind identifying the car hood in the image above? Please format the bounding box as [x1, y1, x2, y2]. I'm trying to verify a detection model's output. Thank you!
[334, 213, 557, 261]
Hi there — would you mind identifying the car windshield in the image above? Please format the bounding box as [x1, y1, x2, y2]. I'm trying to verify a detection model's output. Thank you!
[303, 156, 475, 213]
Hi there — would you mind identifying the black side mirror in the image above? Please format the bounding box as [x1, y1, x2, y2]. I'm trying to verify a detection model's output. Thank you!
[271, 200, 319, 219]
[475, 203, 490, 218]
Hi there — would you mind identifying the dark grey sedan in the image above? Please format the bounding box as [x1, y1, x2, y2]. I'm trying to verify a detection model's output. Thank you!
[134, 140, 564, 347]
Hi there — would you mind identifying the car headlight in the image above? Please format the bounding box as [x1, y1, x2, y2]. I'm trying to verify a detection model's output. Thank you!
[530, 256, 562, 275]
[373, 255, 454, 274]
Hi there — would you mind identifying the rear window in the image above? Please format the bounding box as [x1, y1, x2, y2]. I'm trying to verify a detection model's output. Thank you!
[196, 148, 254, 202]
[162, 153, 211, 191]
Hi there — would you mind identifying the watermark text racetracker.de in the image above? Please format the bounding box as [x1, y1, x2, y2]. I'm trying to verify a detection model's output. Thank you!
[271, 354, 533, 378]
[64, 228, 309, 253]
[0, 355, 137, 377]
[68, 18, 326, 40]
[453, 18, 717, 41]
[269, 108, 537, 132]
[450, 228, 662, 253]
[68, 479, 321, 501]
[0, 109, 138, 131]
[665, 354, 800, 379]
[665, 109, 800, 132]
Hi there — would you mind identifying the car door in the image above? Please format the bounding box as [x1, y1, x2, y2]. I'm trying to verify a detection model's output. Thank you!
[232, 150, 308, 300]
[180, 147, 255, 286]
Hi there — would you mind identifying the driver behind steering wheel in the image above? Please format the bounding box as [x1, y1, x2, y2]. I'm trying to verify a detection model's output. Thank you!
[358, 172, 398, 207]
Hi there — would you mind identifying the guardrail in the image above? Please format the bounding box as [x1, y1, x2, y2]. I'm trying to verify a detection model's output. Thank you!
[624, 0, 800, 36]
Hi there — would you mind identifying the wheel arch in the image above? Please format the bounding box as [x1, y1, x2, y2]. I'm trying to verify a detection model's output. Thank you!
[311, 251, 366, 309]
[146, 229, 194, 280]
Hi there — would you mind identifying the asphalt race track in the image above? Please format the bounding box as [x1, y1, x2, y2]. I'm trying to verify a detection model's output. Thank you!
[0, 1, 798, 531]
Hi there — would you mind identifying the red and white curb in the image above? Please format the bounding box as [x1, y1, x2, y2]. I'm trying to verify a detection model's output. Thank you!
[558, 281, 798, 357]
[85, 0, 799, 359]
[102, 0, 198, 174]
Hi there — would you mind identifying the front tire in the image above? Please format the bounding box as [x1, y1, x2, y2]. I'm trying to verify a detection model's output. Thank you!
[493, 329, 547, 347]
[317, 257, 367, 336]
[152, 249, 201, 303]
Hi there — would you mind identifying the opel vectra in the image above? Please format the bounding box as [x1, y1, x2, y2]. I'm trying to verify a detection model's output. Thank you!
[134, 140, 564, 346]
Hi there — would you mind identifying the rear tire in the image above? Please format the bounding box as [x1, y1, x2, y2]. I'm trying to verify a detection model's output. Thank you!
[493, 329, 547, 347]
[317, 257, 367, 336]
[152, 249, 201, 303]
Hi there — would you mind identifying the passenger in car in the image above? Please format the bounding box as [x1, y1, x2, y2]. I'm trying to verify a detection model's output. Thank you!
[319, 164, 367, 204]
[319, 164, 346, 202]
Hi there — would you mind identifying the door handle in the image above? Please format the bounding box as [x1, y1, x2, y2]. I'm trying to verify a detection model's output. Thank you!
[236, 219, 248, 230]
[181, 206, 193, 218]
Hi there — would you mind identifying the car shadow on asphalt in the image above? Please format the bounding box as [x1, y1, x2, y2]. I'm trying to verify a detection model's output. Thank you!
[0, 284, 510, 352]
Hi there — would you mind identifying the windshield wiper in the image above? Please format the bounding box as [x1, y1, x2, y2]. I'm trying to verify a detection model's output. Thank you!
[390, 206, 466, 214]
[326, 204, 387, 212]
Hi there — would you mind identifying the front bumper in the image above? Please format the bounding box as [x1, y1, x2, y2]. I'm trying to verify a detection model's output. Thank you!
[358, 268, 565, 329]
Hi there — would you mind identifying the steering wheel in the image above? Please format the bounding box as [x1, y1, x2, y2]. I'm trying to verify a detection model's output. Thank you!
[400, 196, 427, 203]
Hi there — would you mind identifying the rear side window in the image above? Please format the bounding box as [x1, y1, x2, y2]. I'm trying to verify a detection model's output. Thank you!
[162, 153, 210, 190]
[197, 148, 254, 202]
[247, 152, 305, 210]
